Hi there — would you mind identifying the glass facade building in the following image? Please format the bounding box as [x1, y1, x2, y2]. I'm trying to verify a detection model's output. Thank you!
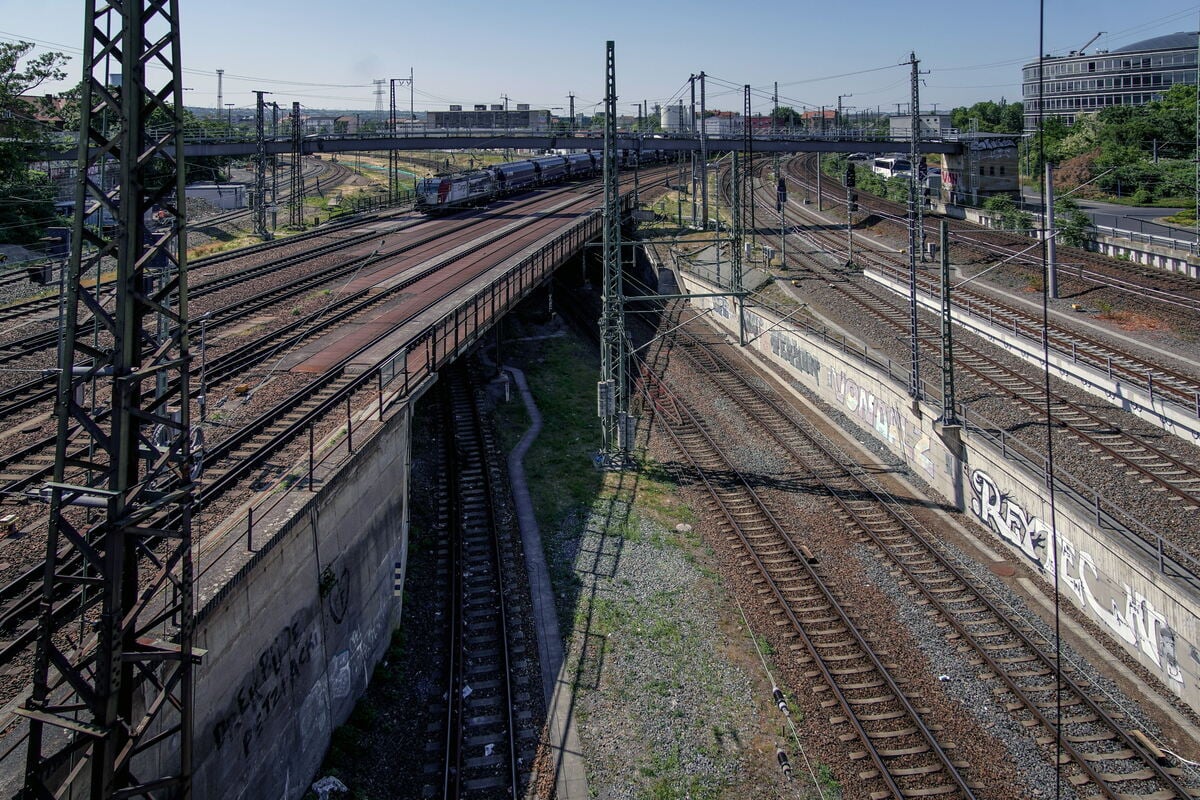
[1022, 32, 1197, 128]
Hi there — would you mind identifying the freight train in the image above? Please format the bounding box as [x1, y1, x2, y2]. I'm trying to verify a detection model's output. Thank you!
[414, 150, 667, 213]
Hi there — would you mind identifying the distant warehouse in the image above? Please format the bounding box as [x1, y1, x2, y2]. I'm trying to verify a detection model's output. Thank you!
[1022, 31, 1198, 128]
[429, 104, 552, 131]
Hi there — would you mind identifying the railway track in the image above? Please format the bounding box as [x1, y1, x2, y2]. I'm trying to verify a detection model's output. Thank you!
[0, 157, 378, 351]
[824, 273, 1200, 512]
[0, 175, 630, 692]
[427, 368, 526, 798]
[0, 184, 590, 455]
[737, 164, 1200, 549]
[785, 155, 1200, 315]
[641, 336, 978, 798]
[643, 304, 1200, 799]
[779, 159, 1200, 417]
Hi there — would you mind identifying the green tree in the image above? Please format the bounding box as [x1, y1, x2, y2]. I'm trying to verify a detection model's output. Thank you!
[1054, 197, 1092, 246]
[1023, 115, 1069, 178]
[772, 106, 802, 127]
[983, 194, 1033, 233]
[0, 41, 68, 243]
[950, 98, 1024, 134]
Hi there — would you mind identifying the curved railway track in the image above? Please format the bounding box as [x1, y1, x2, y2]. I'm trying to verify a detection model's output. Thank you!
[0, 157, 366, 336]
[643, 303, 1199, 799]
[0, 185, 600, 484]
[825, 273, 1200, 512]
[0, 173, 637, 691]
[643, 341, 979, 799]
[780, 158, 1200, 416]
[785, 155, 1200, 315]
[738, 163, 1200, 551]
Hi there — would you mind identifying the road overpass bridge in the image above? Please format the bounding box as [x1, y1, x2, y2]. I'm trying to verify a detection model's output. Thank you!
[40, 130, 963, 162]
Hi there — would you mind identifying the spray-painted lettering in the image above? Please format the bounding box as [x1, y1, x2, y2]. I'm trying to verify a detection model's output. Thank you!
[210, 614, 320, 757]
[969, 467, 1185, 688]
[770, 331, 821, 384]
[828, 368, 934, 477]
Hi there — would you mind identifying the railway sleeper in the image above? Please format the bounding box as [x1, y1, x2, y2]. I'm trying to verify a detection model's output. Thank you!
[810, 638, 862, 650]
[871, 763, 949, 780]
[1031, 695, 1086, 711]
[1004, 668, 1054, 679]
[863, 744, 934, 759]
[843, 694, 903, 707]
[864, 726, 921, 740]
[946, 603, 989, 614]
[826, 664, 893, 678]
[1075, 748, 1137, 764]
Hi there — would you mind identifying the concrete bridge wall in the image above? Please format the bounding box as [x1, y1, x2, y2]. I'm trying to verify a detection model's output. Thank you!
[190, 398, 413, 800]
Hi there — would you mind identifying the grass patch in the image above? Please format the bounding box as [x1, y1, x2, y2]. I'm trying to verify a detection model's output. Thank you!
[1164, 207, 1196, 226]
[492, 332, 605, 535]
[188, 234, 260, 259]
[1097, 195, 1191, 209]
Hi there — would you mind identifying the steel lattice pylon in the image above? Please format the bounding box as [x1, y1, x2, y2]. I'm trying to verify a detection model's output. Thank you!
[742, 84, 755, 254]
[20, 2, 196, 797]
[907, 51, 924, 401]
[253, 91, 270, 240]
[598, 40, 628, 457]
[289, 102, 303, 228]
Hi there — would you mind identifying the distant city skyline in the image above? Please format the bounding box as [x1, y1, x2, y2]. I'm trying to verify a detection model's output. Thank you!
[2, 1, 1197, 117]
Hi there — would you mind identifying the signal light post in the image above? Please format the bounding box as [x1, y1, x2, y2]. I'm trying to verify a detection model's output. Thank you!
[776, 176, 788, 270]
[845, 161, 857, 268]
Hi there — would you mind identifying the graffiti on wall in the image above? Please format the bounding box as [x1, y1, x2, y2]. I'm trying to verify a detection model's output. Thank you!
[769, 330, 821, 384]
[968, 467, 1186, 689]
[712, 295, 731, 320]
[210, 611, 321, 757]
[827, 367, 935, 478]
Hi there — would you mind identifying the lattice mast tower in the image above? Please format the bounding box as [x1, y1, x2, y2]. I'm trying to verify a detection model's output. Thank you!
[598, 40, 628, 457]
[907, 52, 924, 401]
[22, 1, 197, 797]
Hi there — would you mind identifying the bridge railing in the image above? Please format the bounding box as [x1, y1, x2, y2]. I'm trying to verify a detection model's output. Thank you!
[196, 201, 612, 610]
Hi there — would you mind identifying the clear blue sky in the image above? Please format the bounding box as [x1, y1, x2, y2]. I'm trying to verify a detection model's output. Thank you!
[2, 1, 1197, 116]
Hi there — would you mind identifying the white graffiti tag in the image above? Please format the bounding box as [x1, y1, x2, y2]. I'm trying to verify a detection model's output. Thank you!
[971, 468, 1184, 688]
[968, 469, 1053, 571]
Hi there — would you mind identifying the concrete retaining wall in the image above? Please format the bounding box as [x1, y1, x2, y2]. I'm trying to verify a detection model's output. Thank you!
[675, 269, 1200, 712]
[190, 400, 413, 799]
[960, 433, 1197, 702]
[955, 206, 1198, 279]
[677, 271, 963, 507]
[865, 268, 1200, 446]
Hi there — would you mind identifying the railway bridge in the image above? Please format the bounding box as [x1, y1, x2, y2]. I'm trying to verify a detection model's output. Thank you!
[174, 162, 1200, 798]
[9, 157, 1200, 800]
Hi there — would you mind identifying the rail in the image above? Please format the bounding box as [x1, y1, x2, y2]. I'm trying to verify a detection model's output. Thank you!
[723, 291, 1200, 593]
[194, 200, 611, 624]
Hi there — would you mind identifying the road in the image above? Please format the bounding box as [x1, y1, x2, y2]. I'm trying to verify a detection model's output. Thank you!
[1021, 187, 1194, 245]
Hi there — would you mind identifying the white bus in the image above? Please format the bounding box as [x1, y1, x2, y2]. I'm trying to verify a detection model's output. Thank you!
[871, 156, 911, 179]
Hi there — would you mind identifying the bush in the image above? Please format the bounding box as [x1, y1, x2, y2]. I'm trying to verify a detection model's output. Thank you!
[1131, 187, 1152, 205]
